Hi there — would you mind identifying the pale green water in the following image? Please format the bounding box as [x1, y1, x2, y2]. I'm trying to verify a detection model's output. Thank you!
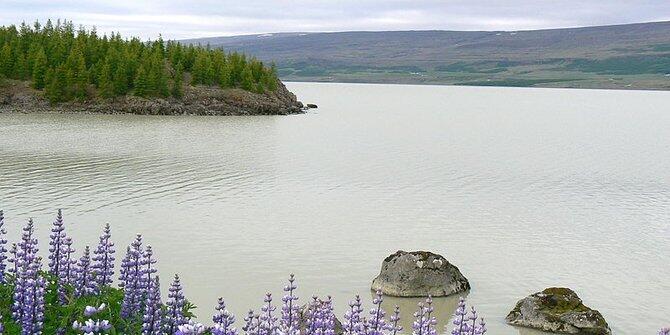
[0, 82, 669, 334]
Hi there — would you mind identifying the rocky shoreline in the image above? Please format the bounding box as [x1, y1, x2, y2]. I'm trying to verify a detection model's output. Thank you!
[0, 80, 305, 116]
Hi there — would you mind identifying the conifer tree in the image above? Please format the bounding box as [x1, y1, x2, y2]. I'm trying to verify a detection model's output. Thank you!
[31, 47, 48, 89]
[240, 66, 255, 92]
[134, 66, 149, 97]
[171, 62, 184, 98]
[98, 62, 114, 99]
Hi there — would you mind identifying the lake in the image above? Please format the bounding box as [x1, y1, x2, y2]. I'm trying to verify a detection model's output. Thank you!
[0, 82, 668, 334]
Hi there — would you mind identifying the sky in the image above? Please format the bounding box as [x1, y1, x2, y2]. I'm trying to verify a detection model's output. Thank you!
[0, 0, 669, 40]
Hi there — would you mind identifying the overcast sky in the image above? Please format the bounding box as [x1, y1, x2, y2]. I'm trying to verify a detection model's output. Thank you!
[1, 0, 669, 40]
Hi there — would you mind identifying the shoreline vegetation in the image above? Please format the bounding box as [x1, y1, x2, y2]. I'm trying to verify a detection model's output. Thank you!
[0, 209, 667, 334]
[0, 20, 304, 115]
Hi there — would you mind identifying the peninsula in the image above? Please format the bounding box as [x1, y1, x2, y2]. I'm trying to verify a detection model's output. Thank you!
[0, 20, 304, 115]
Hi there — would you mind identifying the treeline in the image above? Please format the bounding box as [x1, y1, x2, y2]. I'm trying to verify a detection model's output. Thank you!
[0, 20, 279, 103]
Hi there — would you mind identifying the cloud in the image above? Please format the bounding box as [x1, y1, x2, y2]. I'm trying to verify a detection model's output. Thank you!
[0, 0, 668, 40]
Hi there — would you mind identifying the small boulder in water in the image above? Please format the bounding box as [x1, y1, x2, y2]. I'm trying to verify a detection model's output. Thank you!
[506, 287, 611, 335]
[306, 103, 318, 109]
[371, 250, 470, 297]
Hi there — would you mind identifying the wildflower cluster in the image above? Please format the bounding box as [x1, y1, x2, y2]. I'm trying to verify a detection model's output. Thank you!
[450, 298, 486, 335]
[0, 209, 662, 335]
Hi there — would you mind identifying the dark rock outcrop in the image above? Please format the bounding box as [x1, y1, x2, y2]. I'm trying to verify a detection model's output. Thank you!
[371, 250, 470, 297]
[506, 287, 611, 335]
[0, 80, 304, 116]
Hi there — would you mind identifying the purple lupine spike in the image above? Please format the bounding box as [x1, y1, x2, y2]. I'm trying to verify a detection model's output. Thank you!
[388, 306, 402, 335]
[367, 290, 387, 335]
[412, 302, 426, 335]
[424, 297, 437, 335]
[142, 276, 163, 335]
[13, 219, 39, 323]
[58, 236, 76, 304]
[658, 328, 670, 335]
[74, 246, 96, 297]
[142, 245, 158, 292]
[305, 296, 320, 335]
[450, 298, 485, 335]
[176, 320, 206, 335]
[318, 297, 336, 335]
[212, 298, 238, 335]
[165, 274, 187, 334]
[243, 310, 260, 335]
[73, 304, 112, 334]
[120, 234, 145, 319]
[343, 295, 364, 335]
[280, 274, 299, 335]
[0, 210, 8, 284]
[20, 255, 45, 335]
[92, 223, 115, 291]
[48, 209, 67, 277]
[259, 293, 278, 335]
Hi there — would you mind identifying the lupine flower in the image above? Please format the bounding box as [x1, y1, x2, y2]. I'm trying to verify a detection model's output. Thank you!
[12, 219, 39, 323]
[305, 296, 336, 335]
[243, 310, 260, 335]
[58, 236, 76, 303]
[212, 298, 238, 335]
[92, 223, 115, 291]
[366, 290, 388, 335]
[280, 274, 299, 335]
[166, 274, 188, 334]
[74, 303, 112, 334]
[0, 210, 8, 284]
[20, 256, 46, 335]
[450, 298, 486, 335]
[84, 303, 107, 317]
[73, 319, 112, 334]
[120, 234, 145, 319]
[389, 306, 402, 335]
[142, 245, 158, 294]
[659, 328, 670, 335]
[48, 209, 67, 277]
[343, 295, 364, 335]
[74, 246, 97, 297]
[142, 276, 163, 335]
[259, 293, 278, 335]
[412, 297, 436, 335]
[176, 320, 206, 335]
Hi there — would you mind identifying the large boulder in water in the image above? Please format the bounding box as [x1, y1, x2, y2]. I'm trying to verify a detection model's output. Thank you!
[371, 250, 470, 297]
[506, 287, 611, 335]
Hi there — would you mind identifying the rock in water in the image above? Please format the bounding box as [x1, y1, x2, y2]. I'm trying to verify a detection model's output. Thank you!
[371, 250, 470, 297]
[506, 287, 611, 335]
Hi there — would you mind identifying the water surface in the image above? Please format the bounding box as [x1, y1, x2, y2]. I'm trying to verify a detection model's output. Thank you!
[1, 83, 669, 334]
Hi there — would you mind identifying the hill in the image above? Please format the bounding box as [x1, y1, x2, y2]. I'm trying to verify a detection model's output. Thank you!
[183, 21, 670, 90]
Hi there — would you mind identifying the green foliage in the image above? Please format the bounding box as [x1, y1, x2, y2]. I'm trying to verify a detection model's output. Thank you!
[0, 273, 197, 335]
[172, 62, 184, 98]
[0, 19, 280, 105]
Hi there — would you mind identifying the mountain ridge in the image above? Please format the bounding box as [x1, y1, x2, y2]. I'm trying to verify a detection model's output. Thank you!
[183, 21, 670, 90]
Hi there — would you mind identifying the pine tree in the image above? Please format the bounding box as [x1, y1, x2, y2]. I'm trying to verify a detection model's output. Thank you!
[98, 62, 114, 99]
[31, 47, 48, 89]
[113, 61, 128, 96]
[0, 43, 13, 77]
[240, 66, 255, 91]
[134, 66, 149, 97]
[171, 62, 184, 98]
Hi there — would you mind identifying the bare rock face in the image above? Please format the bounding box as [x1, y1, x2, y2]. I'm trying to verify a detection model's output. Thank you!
[371, 250, 470, 297]
[506, 288, 611, 335]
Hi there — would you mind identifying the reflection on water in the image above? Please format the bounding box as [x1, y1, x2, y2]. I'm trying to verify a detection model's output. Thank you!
[1, 83, 669, 334]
